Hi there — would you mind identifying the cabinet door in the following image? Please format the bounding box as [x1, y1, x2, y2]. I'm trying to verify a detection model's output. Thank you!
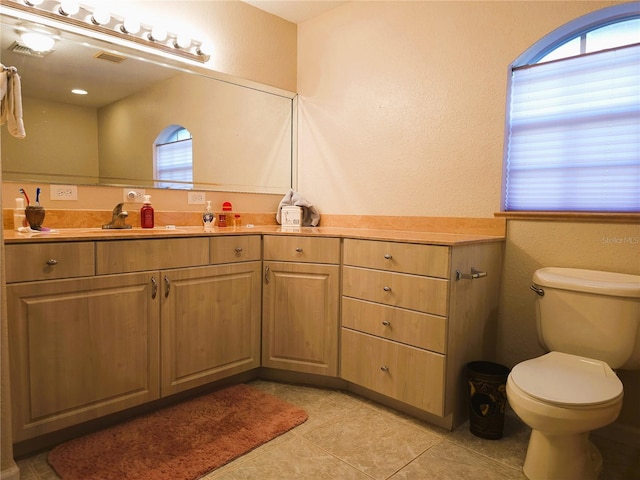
[7, 272, 160, 442]
[161, 262, 261, 395]
[262, 261, 340, 376]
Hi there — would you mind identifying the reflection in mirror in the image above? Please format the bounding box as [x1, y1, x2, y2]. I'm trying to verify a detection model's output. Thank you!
[0, 5, 296, 194]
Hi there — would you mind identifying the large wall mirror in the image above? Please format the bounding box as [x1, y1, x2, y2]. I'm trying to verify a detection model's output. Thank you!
[0, 4, 296, 194]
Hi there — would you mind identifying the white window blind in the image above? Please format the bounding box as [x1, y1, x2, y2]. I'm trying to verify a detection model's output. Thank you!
[504, 43, 640, 212]
[156, 138, 193, 189]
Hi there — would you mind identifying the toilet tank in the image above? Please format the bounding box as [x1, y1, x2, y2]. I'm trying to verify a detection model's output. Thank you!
[532, 267, 640, 370]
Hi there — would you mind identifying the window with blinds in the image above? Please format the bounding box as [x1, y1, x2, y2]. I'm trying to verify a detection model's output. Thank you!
[503, 7, 640, 213]
[155, 127, 193, 189]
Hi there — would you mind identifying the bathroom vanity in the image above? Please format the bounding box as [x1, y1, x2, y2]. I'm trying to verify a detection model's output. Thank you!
[4, 224, 503, 447]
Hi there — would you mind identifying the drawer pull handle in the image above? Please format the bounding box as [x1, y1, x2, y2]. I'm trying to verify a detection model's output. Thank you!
[151, 276, 157, 299]
[384, 254, 392, 260]
[382, 320, 391, 327]
[164, 275, 171, 298]
[295, 247, 303, 253]
[455, 267, 487, 281]
[234, 247, 243, 255]
[380, 366, 390, 372]
[265, 265, 270, 284]
[46, 259, 58, 266]
[383, 286, 391, 292]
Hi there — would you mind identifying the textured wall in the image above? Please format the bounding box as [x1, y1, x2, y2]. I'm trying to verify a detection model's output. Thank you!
[297, 0, 639, 432]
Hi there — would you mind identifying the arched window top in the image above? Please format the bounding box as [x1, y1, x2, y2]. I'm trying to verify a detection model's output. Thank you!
[154, 125, 193, 189]
[515, 3, 639, 66]
[502, 3, 640, 213]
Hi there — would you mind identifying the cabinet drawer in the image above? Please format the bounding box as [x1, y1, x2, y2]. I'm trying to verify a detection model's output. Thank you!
[344, 238, 449, 278]
[263, 235, 340, 264]
[96, 238, 209, 274]
[5, 242, 95, 283]
[341, 329, 445, 416]
[342, 297, 446, 354]
[210, 235, 261, 264]
[343, 266, 448, 316]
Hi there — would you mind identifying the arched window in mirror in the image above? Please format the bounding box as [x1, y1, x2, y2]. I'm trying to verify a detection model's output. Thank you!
[154, 125, 193, 189]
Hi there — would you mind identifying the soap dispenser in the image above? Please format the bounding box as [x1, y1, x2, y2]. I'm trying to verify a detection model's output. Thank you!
[203, 201, 214, 231]
[140, 195, 154, 228]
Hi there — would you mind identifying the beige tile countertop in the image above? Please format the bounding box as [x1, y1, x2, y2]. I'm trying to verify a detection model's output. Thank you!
[3, 224, 504, 246]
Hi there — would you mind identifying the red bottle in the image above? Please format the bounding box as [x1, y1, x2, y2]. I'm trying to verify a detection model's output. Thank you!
[140, 195, 154, 228]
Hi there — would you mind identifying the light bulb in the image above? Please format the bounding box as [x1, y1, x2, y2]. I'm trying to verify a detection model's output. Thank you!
[91, 7, 111, 26]
[24, 0, 45, 6]
[21, 32, 55, 52]
[174, 33, 191, 50]
[120, 17, 141, 35]
[148, 25, 167, 42]
[58, 0, 79, 16]
[196, 42, 212, 57]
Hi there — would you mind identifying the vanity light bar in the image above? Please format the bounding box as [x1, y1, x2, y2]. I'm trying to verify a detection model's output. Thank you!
[1, 0, 210, 63]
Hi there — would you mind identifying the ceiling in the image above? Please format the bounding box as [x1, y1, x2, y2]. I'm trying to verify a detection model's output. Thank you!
[242, 1, 349, 24]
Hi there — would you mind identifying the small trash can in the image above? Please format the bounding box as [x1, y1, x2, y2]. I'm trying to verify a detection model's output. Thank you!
[466, 361, 511, 440]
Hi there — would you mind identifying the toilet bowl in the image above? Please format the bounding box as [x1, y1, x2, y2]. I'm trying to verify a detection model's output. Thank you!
[506, 351, 623, 480]
[507, 268, 640, 480]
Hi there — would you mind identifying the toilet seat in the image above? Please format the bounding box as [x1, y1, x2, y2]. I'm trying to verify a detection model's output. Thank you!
[509, 351, 623, 406]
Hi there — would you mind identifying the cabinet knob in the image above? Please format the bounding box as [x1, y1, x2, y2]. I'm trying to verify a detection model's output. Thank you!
[295, 247, 303, 253]
[46, 259, 58, 266]
[382, 320, 391, 327]
[383, 286, 391, 292]
[380, 366, 390, 372]
[234, 247, 243, 255]
[384, 254, 392, 260]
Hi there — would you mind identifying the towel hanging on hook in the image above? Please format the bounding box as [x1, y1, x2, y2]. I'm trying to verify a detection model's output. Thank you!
[0, 63, 26, 139]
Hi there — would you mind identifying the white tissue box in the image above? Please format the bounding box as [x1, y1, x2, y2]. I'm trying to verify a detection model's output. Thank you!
[281, 206, 302, 226]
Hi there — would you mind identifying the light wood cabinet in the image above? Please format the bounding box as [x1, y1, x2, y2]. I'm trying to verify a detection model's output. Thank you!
[262, 235, 341, 376]
[6, 235, 262, 441]
[7, 271, 159, 442]
[341, 238, 503, 430]
[160, 261, 261, 395]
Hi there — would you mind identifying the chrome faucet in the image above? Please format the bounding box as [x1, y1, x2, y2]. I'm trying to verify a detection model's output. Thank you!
[102, 202, 132, 229]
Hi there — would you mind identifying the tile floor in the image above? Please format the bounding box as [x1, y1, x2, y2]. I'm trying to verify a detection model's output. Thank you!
[17, 380, 640, 480]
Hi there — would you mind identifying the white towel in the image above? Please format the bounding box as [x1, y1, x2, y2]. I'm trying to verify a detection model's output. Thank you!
[1, 64, 26, 139]
[276, 189, 321, 227]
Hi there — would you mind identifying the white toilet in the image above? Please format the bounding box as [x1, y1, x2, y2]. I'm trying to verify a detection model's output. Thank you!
[506, 267, 640, 480]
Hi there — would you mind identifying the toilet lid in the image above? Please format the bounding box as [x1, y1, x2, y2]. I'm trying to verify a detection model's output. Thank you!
[509, 352, 623, 406]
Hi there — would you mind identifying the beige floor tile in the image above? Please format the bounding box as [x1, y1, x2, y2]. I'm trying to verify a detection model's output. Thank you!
[389, 440, 526, 480]
[205, 435, 371, 479]
[445, 410, 530, 469]
[12, 381, 640, 480]
[592, 434, 640, 480]
[302, 405, 441, 480]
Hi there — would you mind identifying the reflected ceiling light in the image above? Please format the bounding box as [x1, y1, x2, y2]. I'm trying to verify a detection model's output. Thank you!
[71, 88, 88, 95]
[20, 31, 55, 51]
[58, 0, 79, 16]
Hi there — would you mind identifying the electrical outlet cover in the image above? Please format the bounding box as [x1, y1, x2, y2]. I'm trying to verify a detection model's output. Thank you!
[188, 191, 206, 204]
